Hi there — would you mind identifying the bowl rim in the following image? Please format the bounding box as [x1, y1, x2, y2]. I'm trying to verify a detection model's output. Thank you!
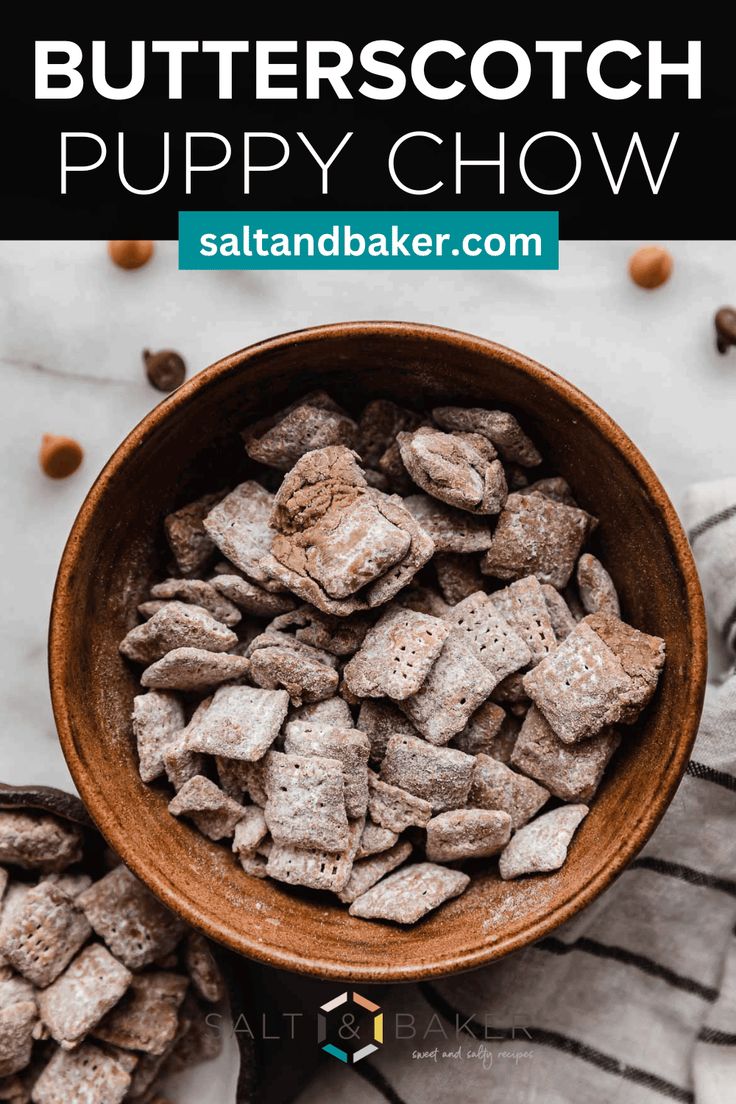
[49, 320, 707, 981]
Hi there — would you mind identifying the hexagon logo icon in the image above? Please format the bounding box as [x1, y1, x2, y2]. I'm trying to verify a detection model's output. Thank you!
[317, 991, 383, 1063]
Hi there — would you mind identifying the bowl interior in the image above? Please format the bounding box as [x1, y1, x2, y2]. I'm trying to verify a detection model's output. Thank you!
[50, 323, 706, 981]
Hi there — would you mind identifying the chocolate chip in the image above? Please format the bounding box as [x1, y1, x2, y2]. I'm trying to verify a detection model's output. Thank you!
[715, 307, 736, 355]
[108, 239, 154, 269]
[143, 349, 186, 393]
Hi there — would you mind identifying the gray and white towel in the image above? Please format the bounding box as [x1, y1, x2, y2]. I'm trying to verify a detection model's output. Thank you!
[297, 479, 736, 1104]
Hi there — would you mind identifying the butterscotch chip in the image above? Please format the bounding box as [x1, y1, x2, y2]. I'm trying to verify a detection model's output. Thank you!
[380, 734, 474, 812]
[120, 603, 238, 665]
[397, 427, 507, 515]
[164, 491, 226, 577]
[425, 809, 512, 862]
[38, 435, 83, 480]
[31, 1042, 131, 1104]
[469, 754, 549, 828]
[243, 394, 358, 471]
[488, 576, 557, 665]
[337, 841, 413, 904]
[348, 863, 470, 924]
[140, 647, 249, 692]
[132, 691, 185, 784]
[284, 723, 370, 818]
[434, 553, 484, 605]
[356, 699, 419, 765]
[343, 607, 449, 701]
[576, 554, 620, 617]
[93, 972, 188, 1056]
[367, 775, 432, 833]
[168, 776, 244, 840]
[184, 932, 225, 1004]
[357, 399, 422, 467]
[0, 814, 82, 873]
[203, 481, 279, 588]
[37, 944, 132, 1048]
[231, 807, 268, 856]
[523, 616, 664, 743]
[0, 883, 91, 988]
[264, 752, 349, 851]
[481, 494, 595, 589]
[355, 820, 399, 859]
[499, 804, 588, 880]
[511, 707, 621, 803]
[432, 406, 542, 467]
[403, 494, 493, 553]
[211, 574, 295, 618]
[247, 633, 339, 706]
[269, 606, 372, 657]
[290, 696, 354, 728]
[149, 579, 241, 626]
[450, 701, 510, 758]
[398, 631, 495, 745]
[541, 583, 577, 641]
[517, 477, 576, 506]
[185, 685, 289, 761]
[446, 591, 531, 686]
[77, 867, 185, 971]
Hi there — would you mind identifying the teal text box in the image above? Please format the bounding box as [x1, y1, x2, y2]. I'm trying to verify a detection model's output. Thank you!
[178, 211, 558, 270]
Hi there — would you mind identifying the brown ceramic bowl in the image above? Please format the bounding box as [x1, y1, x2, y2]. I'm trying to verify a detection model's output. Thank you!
[49, 322, 707, 982]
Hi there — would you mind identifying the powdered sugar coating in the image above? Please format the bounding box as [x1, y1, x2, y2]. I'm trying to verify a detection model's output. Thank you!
[499, 804, 589, 880]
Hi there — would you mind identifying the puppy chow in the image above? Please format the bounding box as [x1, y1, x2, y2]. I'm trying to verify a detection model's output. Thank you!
[481, 493, 595, 589]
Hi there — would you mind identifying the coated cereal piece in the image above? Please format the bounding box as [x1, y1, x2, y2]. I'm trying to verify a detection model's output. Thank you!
[157, 994, 222, 1077]
[211, 575, 295, 618]
[541, 583, 577, 641]
[263, 752, 349, 851]
[241, 760, 268, 807]
[357, 399, 422, 468]
[119, 603, 238, 665]
[490, 671, 528, 706]
[163, 730, 207, 794]
[367, 775, 432, 833]
[584, 613, 665, 720]
[185, 685, 289, 761]
[376, 438, 416, 496]
[356, 699, 419, 765]
[269, 606, 372, 657]
[77, 866, 185, 971]
[510, 707, 621, 803]
[343, 607, 449, 701]
[398, 631, 495, 745]
[231, 807, 269, 856]
[337, 841, 413, 904]
[446, 591, 531, 686]
[450, 701, 511, 758]
[247, 633, 339, 706]
[243, 394, 358, 471]
[481, 493, 595, 590]
[577, 554, 620, 617]
[425, 809, 512, 862]
[0, 990, 36, 1078]
[132, 691, 185, 784]
[397, 427, 507, 514]
[432, 406, 542, 467]
[41, 872, 93, 899]
[402, 495, 493, 553]
[164, 490, 227, 578]
[265, 841, 352, 893]
[488, 576, 557, 665]
[355, 820, 399, 859]
[31, 1042, 131, 1104]
[93, 972, 188, 1055]
[434, 553, 484, 605]
[149, 579, 241, 626]
[37, 944, 132, 1048]
[380, 734, 474, 812]
[140, 648, 250, 692]
[284, 723, 370, 818]
[0, 882, 91, 988]
[348, 863, 470, 924]
[517, 476, 577, 506]
[290, 696, 354, 728]
[0, 814, 82, 873]
[395, 585, 450, 618]
[238, 852, 268, 879]
[168, 776, 244, 840]
[499, 804, 589, 880]
[202, 481, 280, 588]
[184, 932, 225, 1004]
[469, 753, 549, 828]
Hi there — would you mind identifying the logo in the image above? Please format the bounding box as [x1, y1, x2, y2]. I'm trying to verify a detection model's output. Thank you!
[318, 991, 383, 1063]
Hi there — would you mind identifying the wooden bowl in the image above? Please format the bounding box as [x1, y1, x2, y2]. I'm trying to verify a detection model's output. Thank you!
[49, 322, 707, 981]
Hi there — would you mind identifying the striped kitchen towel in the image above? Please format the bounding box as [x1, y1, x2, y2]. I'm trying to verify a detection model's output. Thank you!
[296, 480, 736, 1104]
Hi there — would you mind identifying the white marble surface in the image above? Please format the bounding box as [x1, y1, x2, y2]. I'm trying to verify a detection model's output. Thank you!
[0, 238, 733, 1101]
